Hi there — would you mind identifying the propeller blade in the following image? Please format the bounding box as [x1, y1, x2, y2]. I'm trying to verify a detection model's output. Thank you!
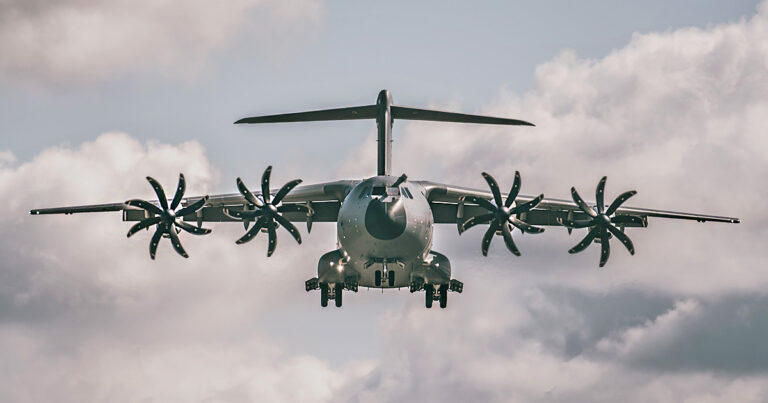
[261, 166, 272, 203]
[610, 214, 645, 226]
[568, 227, 600, 254]
[481, 223, 496, 256]
[272, 179, 302, 205]
[558, 217, 593, 228]
[127, 216, 161, 238]
[167, 225, 189, 258]
[170, 173, 186, 210]
[175, 196, 209, 217]
[146, 177, 169, 210]
[501, 223, 521, 256]
[599, 232, 611, 267]
[504, 171, 522, 208]
[481, 172, 503, 207]
[596, 176, 607, 214]
[509, 217, 545, 234]
[273, 213, 302, 245]
[463, 195, 497, 212]
[605, 190, 638, 216]
[571, 187, 597, 217]
[459, 213, 494, 234]
[267, 221, 277, 257]
[125, 199, 162, 215]
[149, 226, 164, 260]
[176, 220, 212, 235]
[511, 194, 544, 214]
[236, 177, 263, 207]
[235, 217, 266, 245]
[606, 224, 635, 255]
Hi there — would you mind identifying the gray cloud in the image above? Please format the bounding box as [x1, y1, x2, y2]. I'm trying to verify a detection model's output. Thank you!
[3, 1, 768, 402]
[0, 0, 324, 85]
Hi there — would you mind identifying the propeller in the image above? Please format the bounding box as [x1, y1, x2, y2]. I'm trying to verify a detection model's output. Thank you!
[125, 174, 211, 259]
[458, 171, 545, 256]
[558, 176, 642, 267]
[225, 166, 310, 256]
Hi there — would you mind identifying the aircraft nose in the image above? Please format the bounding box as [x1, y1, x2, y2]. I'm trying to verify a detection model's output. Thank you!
[365, 198, 406, 240]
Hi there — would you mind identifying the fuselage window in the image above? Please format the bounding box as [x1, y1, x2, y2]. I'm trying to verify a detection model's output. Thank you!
[402, 187, 413, 199]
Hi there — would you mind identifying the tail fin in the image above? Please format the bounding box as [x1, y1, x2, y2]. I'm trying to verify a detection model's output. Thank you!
[235, 90, 534, 175]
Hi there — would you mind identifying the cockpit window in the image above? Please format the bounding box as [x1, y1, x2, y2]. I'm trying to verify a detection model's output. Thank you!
[372, 186, 386, 196]
[358, 186, 371, 199]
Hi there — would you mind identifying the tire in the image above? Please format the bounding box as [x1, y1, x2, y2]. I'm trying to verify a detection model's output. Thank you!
[374, 270, 381, 287]
[335, 283, 343, 307]
[439, 284, 448, 309]
[425, 284, 434, 308]
[320, 284, 328, 307]
[388, 271, 395, 287]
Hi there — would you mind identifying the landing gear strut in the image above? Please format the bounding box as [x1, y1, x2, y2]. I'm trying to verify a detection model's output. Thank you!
[425, 284, 434, 308]
[439, 284, 448, 309]
[334, 283, 343, 307]
[320, 283, 328, 307]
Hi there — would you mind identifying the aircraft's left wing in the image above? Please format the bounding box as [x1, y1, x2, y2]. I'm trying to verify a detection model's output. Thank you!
[30, 180, 358, 225]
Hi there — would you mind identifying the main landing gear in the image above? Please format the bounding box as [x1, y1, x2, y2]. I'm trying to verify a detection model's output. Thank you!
[418, 280, 462, 309]
[306, 278, 354, 308]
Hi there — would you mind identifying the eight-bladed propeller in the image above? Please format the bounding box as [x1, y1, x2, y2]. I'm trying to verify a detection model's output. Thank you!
[458, 171, 545, 256]
[125, 174, 211, 259]
[224, 166, 310, 256]
[558, 176, 644, 267]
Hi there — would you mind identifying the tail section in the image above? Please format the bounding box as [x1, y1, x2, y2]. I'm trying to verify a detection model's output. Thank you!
[235, 89, 534, 176]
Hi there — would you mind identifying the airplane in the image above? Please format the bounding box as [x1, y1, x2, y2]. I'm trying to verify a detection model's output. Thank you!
[30, 90, 740, 309]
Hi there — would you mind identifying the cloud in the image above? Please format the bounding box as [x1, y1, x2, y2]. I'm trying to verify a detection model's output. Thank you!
[4, 1, 768, 402]
[0, 133, 369, 402]
[0, 0, 324, 85]
[388, 0, 768, 295]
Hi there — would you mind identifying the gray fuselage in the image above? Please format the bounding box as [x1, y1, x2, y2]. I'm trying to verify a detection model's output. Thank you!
[317, 176, 451, 289]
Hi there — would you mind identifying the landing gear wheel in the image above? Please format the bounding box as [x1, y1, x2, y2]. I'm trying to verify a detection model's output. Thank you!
[439, 284, 448, 309]
[425, 284, 434, 308]
[334, 283, 343, 307]
[320, 284, 328, 307]
[374, 270, 381, 287]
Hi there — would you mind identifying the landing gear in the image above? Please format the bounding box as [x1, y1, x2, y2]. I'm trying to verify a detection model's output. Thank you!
[334, 283, 343, 307]
[439, 284, 448, 309]
[425, 284, 434, 308]
[375, 270, 381, 287]
[320, 283, 328, 307]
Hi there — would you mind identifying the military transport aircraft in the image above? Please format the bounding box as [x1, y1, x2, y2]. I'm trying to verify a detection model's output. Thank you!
[31, 90, 739, 309]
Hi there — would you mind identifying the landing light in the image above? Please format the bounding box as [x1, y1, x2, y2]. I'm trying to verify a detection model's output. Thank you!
[337, 264, 344, 273]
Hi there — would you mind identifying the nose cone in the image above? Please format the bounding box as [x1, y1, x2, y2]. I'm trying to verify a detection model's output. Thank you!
[365, 198, 406, 240]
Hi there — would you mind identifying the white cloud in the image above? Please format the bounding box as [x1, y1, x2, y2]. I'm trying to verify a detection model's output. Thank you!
[0, 133, 367, 402]
[387, 0, 768, 295]
[0, 0, 324, 84]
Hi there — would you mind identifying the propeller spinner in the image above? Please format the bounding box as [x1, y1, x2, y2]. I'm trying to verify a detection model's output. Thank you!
[459, 171, 545, 256]
[559, 176, 644, 267]
[125, 174, 211, 259]
[225, 166, 310, 256]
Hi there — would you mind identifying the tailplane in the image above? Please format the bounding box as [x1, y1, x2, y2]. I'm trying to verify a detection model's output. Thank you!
[235, 90, 534, 176]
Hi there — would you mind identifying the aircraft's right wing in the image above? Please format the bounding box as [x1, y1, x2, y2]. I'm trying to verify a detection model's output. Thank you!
[419, 181, 740, 226]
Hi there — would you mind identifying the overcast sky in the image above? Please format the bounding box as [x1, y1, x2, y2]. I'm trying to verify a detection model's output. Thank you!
[1, 1, 767, 402]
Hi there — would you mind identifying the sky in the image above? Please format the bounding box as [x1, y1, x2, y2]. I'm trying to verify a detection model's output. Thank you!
[0, 1, 767, 402]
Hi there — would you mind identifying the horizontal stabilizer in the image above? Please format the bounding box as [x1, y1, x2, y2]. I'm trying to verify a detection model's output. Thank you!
[391, 106, 534, 126]
[235, 105, 378, 124]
